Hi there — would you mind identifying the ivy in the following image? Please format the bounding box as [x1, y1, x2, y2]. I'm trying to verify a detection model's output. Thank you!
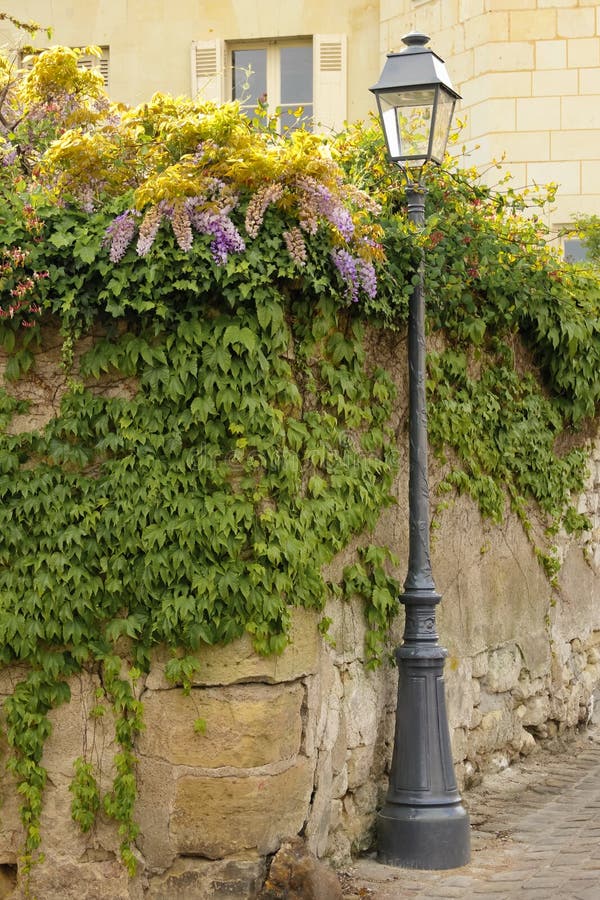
[0, 48, 597, 883]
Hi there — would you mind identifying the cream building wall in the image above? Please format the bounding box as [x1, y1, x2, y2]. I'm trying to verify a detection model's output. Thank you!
[0, 0, 381, 130]
[381, 0, 600, 230]
[2, 2, 598, 230]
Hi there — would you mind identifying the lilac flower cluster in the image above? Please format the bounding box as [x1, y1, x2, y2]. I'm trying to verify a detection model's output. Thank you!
[296, 176, 355, 241]
[103, 209, 138, 262]
[137, 203, 166, 256]
[187, 205, 246, 265]
[245, 183, 284, 238]
[171, 202, 193, 252]
[283, 228, 307, 267]
[331, 248, 377, 304]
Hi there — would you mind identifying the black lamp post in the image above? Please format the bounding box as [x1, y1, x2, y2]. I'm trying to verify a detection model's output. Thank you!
[370, 33, 471, 870]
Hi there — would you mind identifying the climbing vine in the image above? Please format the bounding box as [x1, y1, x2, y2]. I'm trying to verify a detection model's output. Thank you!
[0, 42, 598, 878]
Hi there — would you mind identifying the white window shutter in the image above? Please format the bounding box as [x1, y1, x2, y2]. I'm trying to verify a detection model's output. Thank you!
[313, 34, 347, 134]
[191, 39, 225, 103]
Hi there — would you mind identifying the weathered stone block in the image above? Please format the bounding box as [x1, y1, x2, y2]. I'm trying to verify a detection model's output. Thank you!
[146, 856, 266, 900]
[147, 608, 321, 690]
[484, 645, 523, 693]
[170, 758, 315, 857]
[140, 682, 303, 768]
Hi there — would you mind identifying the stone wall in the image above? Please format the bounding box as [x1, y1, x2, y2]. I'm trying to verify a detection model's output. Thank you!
[1, 453, 599, 898]
[0, 335, 599, 897]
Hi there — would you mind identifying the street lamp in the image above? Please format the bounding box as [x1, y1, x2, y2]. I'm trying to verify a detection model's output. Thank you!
[370, 33, 471, 870]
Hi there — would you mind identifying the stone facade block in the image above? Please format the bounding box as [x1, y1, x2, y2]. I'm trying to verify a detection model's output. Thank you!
[464, 12, 508, 48]
[557, 6, 596, 38]
[516, 97, 561, 131]
[582, 161, 600, 195]
[473, 41, 534, 74]
[562, 94, 600, 130]
[493, 130, 550, 162]
[535, 39, 567, 70]
[510, 9, 557, 42]
[527, 160, 581, 195]
[533, 68, 578, 97]
[170, 758, 315, 857]
[567, 38, 600, 69]
[469, 98, 516, 135]
[139, 682, 303, 767]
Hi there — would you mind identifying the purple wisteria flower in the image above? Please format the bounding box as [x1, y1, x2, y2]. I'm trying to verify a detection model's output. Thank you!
[188, 207, 246, 265]
[296, 176, 355, 241]
[331, 248, 378, 303]
[103, 209, 138, 262]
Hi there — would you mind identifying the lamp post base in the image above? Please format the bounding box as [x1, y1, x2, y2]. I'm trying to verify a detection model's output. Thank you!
[377, 801, 471, 870]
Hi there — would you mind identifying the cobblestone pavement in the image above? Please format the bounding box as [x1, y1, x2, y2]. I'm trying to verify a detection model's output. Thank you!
[340, 722, 600, 899]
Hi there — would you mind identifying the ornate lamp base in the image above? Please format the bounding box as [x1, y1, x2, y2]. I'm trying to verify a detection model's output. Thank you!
[377, 611, 471, 870]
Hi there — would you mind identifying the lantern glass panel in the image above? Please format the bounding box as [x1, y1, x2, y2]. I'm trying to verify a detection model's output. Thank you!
[431, 88, 456, 164]
[377, 88, 435, 165]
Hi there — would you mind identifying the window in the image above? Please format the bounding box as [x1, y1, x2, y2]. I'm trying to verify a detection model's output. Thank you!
[230, 40, 313, 133]
[191, 35, 347, 134]
[18, 46, 110, 90]
[563, 237, 589, 263]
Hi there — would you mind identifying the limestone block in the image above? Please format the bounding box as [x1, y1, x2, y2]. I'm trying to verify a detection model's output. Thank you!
[472, 709, 517, 756]
[170, 757, 315, 858]
[146, 856, 266, 900]
[444, 656, 474, 729]
[451, 727, 469, 764]
[346, 745, 375, 791]
[513, 672, 548, 701]
[304, 751, 333, 858]
[146, 607, 321, 690]
[479, 690, 509, 714]
[25, 857, 140, 900]
[341, 663, 381, 749]
[304, 657, 340, 757]
[139, 682, 303, 768]
[472, 652, 489, 679]
[323, 595, 368, 665]
[521, 695, 551, 726]
[331, 768, 348, 800]
[331, 708, 348, 776]
[134, 758, 177, 870]
[483, 645, 523, 693]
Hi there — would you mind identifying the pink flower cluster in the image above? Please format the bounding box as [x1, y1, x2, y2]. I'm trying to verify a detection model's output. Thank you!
[245, 184, 284, 238]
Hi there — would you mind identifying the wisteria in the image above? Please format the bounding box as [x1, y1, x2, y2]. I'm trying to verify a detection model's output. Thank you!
[245, 183, 284, 238]
[331, 248, 377, 303]
[103, 209, 138, 262]
[171, 202, 193, 252]
[187, 205, 246, 265]
[296, 175, 355, 241]
[283, 227, 307, 267]
[137, 203, 165, 256]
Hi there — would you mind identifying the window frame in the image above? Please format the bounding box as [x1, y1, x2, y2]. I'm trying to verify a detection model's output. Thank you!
[227, 37, 314, 133]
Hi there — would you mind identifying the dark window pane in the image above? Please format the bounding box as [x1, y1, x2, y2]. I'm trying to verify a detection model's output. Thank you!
[564, 238, 589, 262]
[280, 45, 313, 104]
[232, 49, 267, 107]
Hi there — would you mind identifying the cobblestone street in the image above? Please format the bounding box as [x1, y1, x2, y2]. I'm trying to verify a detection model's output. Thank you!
[341, 721, 600, 899]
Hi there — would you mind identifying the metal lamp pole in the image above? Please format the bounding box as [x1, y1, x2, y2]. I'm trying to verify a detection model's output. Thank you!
[370, 34, 471, 870]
